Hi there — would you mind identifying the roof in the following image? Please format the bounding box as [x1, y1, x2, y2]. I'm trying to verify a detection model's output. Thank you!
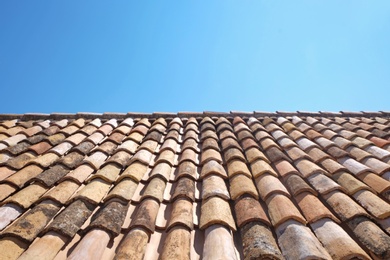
[0, 111, 390, 259]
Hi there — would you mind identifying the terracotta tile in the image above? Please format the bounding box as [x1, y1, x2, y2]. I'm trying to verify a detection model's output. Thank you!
[117, 140, 139, 154]
[72, 141, 95, 155]
[351, 136, 374, 149]
[72, 179, 111, 205]
[130, 149, 153, 165]
[93, 141, 118, 155]
[150, 162, 172, 182]
[115, 227, 149, 259]
[32, 152, 60, 168]
[131, 124, 149, 136]
[34, 164, 70, 187]
[307, 173, 344, 195]
[288, 129, 306, 141]
[144, 130, 163, 143]
[266, 194, 306, 227]
[296, 137, 319, 151]
[105, 178, 138, 202]
[324, 190, 369, 221]
[130, 199, 160, 233]
[183, 129, 199, 142]
[199, 197, 236, 231]
[120, 162, 149, 182]
[160, 226, 191, 260]
[200, 149, 223, 165]
[361, 157, 390, 174]
[229, 174, 258, 200]
[255, 173, 289, 200]
[265, 146, 291, 164]
[259, 138, 278, 151]
[244, 147, 269, 164]
[181, 138, 199, 153]
[347, 216, 390, 259]
[315, 136, 336, 149]
[4, 183, 48, 208]
[127, 132, 144, 143]
[353, 190, 390, 219]
[179, 149, 198, 165]
[202, 175, 230, 200]
[18, 231, 67, 260]
[311, 218, 370, 260]
[223, 148, 246, 163]
[294, 158, 328, 178]
[113, 125, 132, 135]
[254, 130, 273, 142]
[274, 160, 299, 178]
[285, 174, 317, 196]
[200, 122, 215, 132]
[295, 192, 339, 223]
[306, 147, 330, 163]
[271, 129, 289, 141]
[92, 163, 121, 183]
[227, 160, 251, 178]
[200, 160, 227, 178]
[359, 171, 390, 193]
[49, 141, 73, 156]
[237, 130, 254, 141]
[88, 201, 128, 237]
[139, 140, 159, 153]
[67, 228, 111, 260]
[7, 164, 44, 189]
[234, 122, 251, 133]
[0, 237, 28, 260]
[305, 128, 322, 140]
[0, 204, 23, 230]
[160, 138, 178, 153]
[280, 122, 298, 133]
[332, 171, 371, 194]
[65, 132, 87, 145]
[142, 177, 166, 202]
[370, 136, 390, 148]
[0, 166, 15, 181]
[48, 200, 94, 238]
[276, 220, 331, 260]
[5, 152, 35, 169]
[200, 130, 218, 142]
[167, 198, 193, 231]
[65, 164, 95, 183]
[1, 134, 27, 147]
[217, 122, 234, 133]
[42, 180, 80, 204]
[171, 177, 195, 202]
[0, 184, 16, 201]
[4, 141, 30, 155]
[220, 137, 240, 151]
[365, 145, 390, 161]
[285, 146, 311, 161]
[3, 201, 60, 242]
[203, 224, 238, 260]
[326, 145, 349, 159]
[47, 133, 67, 145]
[219, 129, 236, 140]
[320, 158, 346, 174]
[241, 222, 283, 259]
[278, 138, 298, 148]
[234, 196, 270, 227]
[106, 150, 132, 168]
[177, 161, 197, 180]
[240, 138, 259, 151]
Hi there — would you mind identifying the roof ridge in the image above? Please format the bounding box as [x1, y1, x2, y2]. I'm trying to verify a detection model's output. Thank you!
[0, 111, 389, 121]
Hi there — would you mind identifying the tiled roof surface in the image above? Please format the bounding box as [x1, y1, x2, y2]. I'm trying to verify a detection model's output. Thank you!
[0, 111, 390, 259]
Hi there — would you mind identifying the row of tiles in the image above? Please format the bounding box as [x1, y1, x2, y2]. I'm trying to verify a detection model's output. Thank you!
[0, 115, 390, 259]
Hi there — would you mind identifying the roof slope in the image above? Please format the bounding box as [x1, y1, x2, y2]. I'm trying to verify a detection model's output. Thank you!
[0, 111, 390, 259]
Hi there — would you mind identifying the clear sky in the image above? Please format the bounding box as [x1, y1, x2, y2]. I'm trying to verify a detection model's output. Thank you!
[1, 1, 389, 114]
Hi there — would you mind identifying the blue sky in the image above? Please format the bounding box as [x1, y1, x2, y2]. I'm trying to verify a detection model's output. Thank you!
[1, 1, 389, 114]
